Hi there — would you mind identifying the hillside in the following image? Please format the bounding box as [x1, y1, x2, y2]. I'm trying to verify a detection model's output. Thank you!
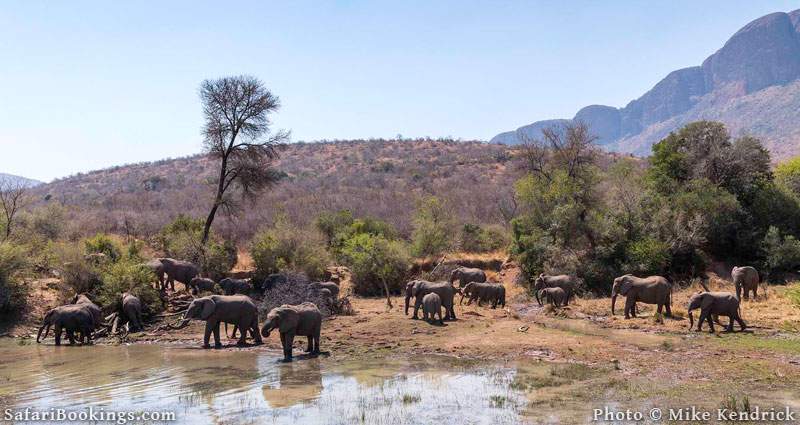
[30, 139, 522, 242]
[0, 173, 42, 188]
[492, 9, 800, 160]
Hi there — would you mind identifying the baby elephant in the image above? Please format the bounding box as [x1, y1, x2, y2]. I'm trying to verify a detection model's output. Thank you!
[538, 287, 566, 307]
[189, 277, 217, 295]
[262, 302, 323, 362]
[687, 292, 746, 333]
[422, 292, 443, 325]
[120, 292, 144, 332]
[219, 278, 251, 296]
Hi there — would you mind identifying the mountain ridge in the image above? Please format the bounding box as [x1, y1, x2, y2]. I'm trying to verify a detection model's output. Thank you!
[0, 172, 42, 188]
[492, 9, 800, 160]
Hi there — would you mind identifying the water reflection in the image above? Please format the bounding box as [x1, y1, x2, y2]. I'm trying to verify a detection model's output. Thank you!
[0, 340, 529, 424]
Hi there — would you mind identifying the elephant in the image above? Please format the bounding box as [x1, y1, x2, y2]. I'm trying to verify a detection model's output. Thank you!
[158, 258, 199, 292]
[422, 293, 443, 324]
[260, 273, 288, 291]
[120, 292, 144, 332]
[143, 258, 166, 289]
[449, 267, 487, 288]
[405, 280, 457, 320]
[189, 277, 217, 295]
[611, 274, 672, 320]
[37, 304, 95, 345]
[538, 287, 566, 307]
[459, 282, 505, 308]
[70, 293, 102, 330]
[261, 302, 323, 362]
[687, 291, 746, 333]
[533, 274, 577, 306]
[219, 277, 251, 296]
[310, 281, 339, 299]
[182, 295, 262, 348]
[732, 266, 759, 300]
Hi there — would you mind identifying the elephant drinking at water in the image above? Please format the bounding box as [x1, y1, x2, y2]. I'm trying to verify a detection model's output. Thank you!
[181, 295, 262, 348]
[262, 302, 323, 362]
[37, 305, 95, 345]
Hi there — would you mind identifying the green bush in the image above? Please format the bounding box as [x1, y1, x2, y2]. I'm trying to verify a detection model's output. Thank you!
[459, 223, 509, 253]
[624, 238, 670, 276]
[251, 221, 330, 281]
[97, 260, 164, 313]
[410, 196, 453, 257]
[339, 233, 410, 296]
[54, 242, 103, 295]
[761, 226, 800, 281]
[0, 243, 28, 315]
[156, 215, 237, 279]
[84, 233, 122, 262]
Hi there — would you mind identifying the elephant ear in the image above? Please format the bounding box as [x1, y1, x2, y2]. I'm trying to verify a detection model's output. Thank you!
[278, 307, 299, 333]
[700, 293, 714, 310]
[619, 278, 633, 296]
[199, 298, 216, 320]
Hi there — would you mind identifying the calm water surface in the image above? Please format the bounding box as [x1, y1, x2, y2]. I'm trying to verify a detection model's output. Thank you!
[0, 340, 538, 424]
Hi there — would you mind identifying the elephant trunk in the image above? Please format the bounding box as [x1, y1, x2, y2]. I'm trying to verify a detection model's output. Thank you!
[261, 324, 274, 338]
[611, 293, 617, 315]
[36, 324, 49, 343]
[404, 294, 411, 315]
[168, 318, 191, 330]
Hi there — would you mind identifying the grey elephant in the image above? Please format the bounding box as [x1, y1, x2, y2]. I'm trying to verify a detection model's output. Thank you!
[310, 281, 339, 299]
[189, 277, 217, 295]
[261, 302, 323, 362]
[422, 293, 443, 324]
[120, 292, 144, 332]
[219, 277, 251, 296]
[260, 273, 288, 291]
[449, 267, 487, 288]
[159, 258, 199, 292]
[37, 305, 95, 345]
[611, 274, 672, 320]
[405, 280, 457, 320]
[459, 282, 506, 308]
[538, 287, 566, 307]
[182, 295, 262, 348]
[143, 258, 166, 289]
[731, 266, 759, 300]
[533, 274, 577, 306]
[70, 293, 102, 330]
[687, 292, 746, 333]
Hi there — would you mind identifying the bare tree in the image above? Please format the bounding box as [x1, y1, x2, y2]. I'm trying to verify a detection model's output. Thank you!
[200, 75, 289, 244]
[518, 121, 598, 182]
[0, 181, 27, 241]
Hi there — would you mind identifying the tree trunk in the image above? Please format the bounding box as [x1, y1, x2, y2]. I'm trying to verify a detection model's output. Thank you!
[381, 279, 393, 310]
[202, 154, 229, 245]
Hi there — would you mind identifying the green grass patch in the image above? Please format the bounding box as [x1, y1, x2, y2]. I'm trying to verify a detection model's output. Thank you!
[717, 333, 800, 354]
[786, 284, 800, 309]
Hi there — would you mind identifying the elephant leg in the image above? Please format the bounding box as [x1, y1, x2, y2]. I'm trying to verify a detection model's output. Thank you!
[736, 315, 747, 331]
[252, 321, 263, 345]
[203, 321, 213, 349]
[236, 321, 247, 346]
[752, 286, 757, 300]
[66, 330, 75, 345]
[282, 332, 295, 362]
[665, 300, 672, 318]
[212, 322, 222, 348]
[54, 326, 62, 346]
[448, 300, 456, 320]
[412, 298, 422, 319]
[656, 304, 664, 322]
[314, 329, 321, 354]
[305, 336, 313, 352]
[624, 297, 634, 319]
[726, 316, 734, 332]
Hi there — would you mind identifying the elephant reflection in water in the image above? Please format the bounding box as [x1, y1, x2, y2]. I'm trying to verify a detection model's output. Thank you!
[262, 358, 323, 408]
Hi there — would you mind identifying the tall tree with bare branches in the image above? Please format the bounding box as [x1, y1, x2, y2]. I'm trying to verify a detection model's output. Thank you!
[0, 180, 27, 241]
[199, 75, 289, 244]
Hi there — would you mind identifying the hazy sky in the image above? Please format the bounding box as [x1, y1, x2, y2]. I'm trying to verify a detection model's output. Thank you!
[2, 1, 798, 182]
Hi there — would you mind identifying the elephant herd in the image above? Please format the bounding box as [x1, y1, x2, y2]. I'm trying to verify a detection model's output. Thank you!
[36, 292, 143, 345]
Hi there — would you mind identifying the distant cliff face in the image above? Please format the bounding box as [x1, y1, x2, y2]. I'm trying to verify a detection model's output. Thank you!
[492, 9, 800, 160]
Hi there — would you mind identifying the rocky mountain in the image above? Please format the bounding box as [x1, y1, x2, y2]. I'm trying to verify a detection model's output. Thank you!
[0, 173, 42, 188]
[492, 9, 800, 160]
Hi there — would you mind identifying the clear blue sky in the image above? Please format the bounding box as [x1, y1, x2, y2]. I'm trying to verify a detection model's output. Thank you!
[2, 1, 798, 182]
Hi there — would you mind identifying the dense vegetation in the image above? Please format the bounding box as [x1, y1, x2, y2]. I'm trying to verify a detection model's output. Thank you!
[511, 121, 800, 293]
[2, 121, 800, 316]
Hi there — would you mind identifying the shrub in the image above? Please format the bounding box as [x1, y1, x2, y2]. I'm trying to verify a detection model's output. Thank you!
[410, 196, 453, 257]
[624, 238, 671, 276]
[54, 242, 103, 295]
[761, 226, 800, 281]
[84, 233, 122, 262]
[28, 204, 66, 240]
[251, 221, 331, 282]
[97, 260, 164, 313]
[0, 243, 28, 315]
[339, 233, 410, 296]
[459, 223, 509, 253]
[156, 215, 237, 279]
